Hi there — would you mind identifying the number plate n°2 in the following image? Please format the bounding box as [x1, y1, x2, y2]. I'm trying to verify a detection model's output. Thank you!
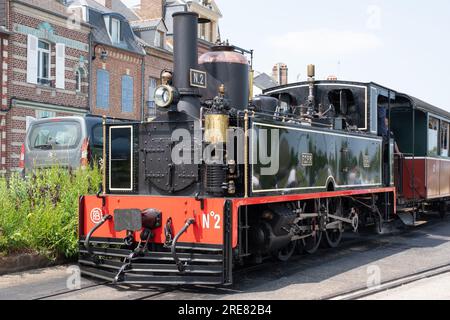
[190, 69, 207, 88]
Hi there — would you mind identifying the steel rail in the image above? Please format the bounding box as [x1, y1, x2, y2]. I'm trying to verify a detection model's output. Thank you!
[325, 263, 450, 300]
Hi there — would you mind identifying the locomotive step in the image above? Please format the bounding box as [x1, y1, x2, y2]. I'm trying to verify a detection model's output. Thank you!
[80, 258, 223, 274]
[397, 212, 428, 227]
[80, 266, 224, 285]
[79, 237, 223, 253]
[413, 221, 428, 227]
[79, 238, 227, 285]
[79, 247, 224, 264]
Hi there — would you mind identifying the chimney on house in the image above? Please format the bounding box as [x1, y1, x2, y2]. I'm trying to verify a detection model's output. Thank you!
[92, 0, 112, 9]
[136, 0, 164, 20]
[272, 63, 288, 85]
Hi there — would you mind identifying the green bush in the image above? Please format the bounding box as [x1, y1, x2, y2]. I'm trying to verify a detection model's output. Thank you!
[0, 166, 102, 259]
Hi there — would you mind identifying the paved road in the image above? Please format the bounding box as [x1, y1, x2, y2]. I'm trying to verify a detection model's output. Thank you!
[1, 215, 450, 300]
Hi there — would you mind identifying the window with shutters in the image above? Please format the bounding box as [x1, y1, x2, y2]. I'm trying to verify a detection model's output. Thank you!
[37, 40, 51, 85]
[122, 75, 134, 113]
[96, 69, 110, 109]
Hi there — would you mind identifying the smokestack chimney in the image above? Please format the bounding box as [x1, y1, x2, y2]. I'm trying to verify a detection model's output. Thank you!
[93, 0, 112, 9]
[173, 12, 201, 118]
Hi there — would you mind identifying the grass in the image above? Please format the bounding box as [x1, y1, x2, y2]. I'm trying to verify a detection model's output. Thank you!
[0, 166, 102, 260]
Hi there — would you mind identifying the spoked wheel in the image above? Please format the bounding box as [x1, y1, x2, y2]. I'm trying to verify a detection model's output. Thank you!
[303, 228, 322, 254]
[323, 198, 344, 248]
[302, 200, 323, 254]
[276, 241, 297, 262]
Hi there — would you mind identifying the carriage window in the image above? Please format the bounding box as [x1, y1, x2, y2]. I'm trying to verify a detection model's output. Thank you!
[441, 122, 449, 157]
[428, 117, 439, 156]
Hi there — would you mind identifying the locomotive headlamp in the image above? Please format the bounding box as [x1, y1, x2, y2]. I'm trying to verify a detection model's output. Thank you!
[154, 85, 179, 108]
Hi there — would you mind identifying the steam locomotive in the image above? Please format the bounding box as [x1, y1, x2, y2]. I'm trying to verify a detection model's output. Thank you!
[78, 12, 450, 285]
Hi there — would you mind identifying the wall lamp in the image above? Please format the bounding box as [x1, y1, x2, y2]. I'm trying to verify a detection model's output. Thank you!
[100, 50, 108, 61]
[92, 44, 108, 62]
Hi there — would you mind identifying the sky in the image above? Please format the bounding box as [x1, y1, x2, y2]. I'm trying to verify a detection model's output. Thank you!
[123, 0, 450, 111]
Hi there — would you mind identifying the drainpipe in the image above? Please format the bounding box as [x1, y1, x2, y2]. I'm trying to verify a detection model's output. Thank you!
[88, 31, 93, 114]
[141, 51, 145, 121]
[0, 37, 3, 109]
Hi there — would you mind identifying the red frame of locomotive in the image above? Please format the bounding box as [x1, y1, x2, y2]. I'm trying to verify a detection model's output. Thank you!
[80, 188, 396, 250]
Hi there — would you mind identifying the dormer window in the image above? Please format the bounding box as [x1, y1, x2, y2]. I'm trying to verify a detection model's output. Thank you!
[105, 16, 121, 44]
[154, 30, 165, 48]
[111, 18, 121, 44]
[199, 23, 206, 40]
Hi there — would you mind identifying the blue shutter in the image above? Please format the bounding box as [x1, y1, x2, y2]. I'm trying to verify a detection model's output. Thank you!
[122, 75, 134, 113]
[96, 69, 110, 109]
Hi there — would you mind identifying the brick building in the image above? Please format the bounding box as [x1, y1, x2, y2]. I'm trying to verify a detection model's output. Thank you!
[68, 0, 145, 121]
[0, 0, 91, 172]
[0, 25, 11, 174]
[67, 0, 223, 122]
[130, 0, 223, 118]
[131, 0, 222, 55]
[131, 18, 172, 120]
[0, 0, 224, 173]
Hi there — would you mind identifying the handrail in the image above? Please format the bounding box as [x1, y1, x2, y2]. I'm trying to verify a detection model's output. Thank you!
[171, 218, 196, 273]
[84, 214, 112, 254]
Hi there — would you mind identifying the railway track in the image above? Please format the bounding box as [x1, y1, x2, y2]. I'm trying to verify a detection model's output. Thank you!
[325, 263, 450, 300]
[33, 280, 175, 300]
[36, 233, 390, 300]
[34, 282, 109, 300]
[231, 221, 414, 279]
[31, 216, 447, 300]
